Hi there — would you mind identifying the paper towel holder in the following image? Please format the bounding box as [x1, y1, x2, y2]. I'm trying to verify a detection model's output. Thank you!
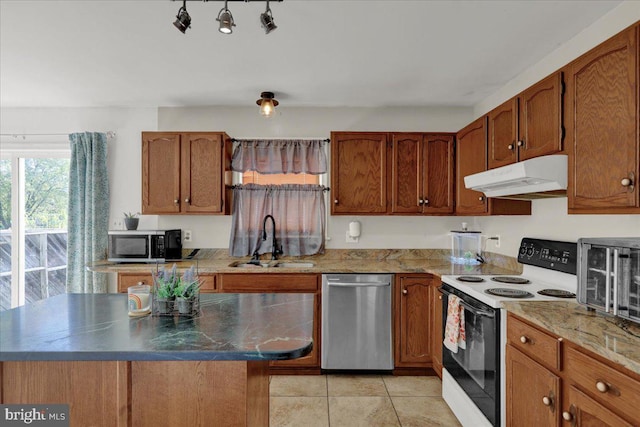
[348, 221, 361, 238]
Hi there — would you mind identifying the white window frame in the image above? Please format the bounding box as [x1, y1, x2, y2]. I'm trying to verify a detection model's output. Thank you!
[1, 141, 70, 308]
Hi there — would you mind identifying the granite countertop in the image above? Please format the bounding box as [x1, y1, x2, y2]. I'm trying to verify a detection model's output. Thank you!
[87, 248, 521, 277]
[0, 293, 314, 362]
[503, 300, 640, 376]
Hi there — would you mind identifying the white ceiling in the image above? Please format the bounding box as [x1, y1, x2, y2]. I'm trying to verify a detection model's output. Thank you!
[0, 0, 624, 109]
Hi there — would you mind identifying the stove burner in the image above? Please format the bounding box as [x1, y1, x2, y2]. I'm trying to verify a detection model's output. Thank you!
[485, 288, 534, 298]
[491, 276, 531, 285]
[537, 289, 576, 298]
[456, 276, 485, 283]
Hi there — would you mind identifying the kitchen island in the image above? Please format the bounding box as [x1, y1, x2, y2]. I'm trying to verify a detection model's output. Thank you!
[0, 293, 314, 427]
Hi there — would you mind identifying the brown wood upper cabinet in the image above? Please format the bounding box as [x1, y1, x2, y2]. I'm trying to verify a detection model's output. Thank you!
[391, 133, 455, 214]
[331, 132, 388, 214]
[142, 132, 232, 215]
[566, 24, 639, 214]
[488, 72, 564, 170]
[455, 118, 531, 216]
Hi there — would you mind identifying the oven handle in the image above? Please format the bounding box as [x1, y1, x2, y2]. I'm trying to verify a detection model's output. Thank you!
[439, 287, 496, 318]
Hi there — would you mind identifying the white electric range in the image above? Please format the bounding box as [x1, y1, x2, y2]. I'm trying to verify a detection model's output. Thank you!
[439, 238, 578, 427]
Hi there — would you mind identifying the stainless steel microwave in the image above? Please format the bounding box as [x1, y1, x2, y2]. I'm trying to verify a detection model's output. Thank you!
[577, 237, 640, 324]
[108, 230, 182, 263]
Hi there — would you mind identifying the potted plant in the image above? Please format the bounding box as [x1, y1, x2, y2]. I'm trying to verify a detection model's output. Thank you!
[174, 266, 201, 315]
[152, 264, 179, 314]
[123, 212, 140, 230]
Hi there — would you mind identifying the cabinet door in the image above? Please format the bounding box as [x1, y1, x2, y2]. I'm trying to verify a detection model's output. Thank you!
[506, 345, 560, 427]
[567, 27, 638, 212]
[395, 275, 431, 367]
[391, 133, 422, 214]
[142, 133, 181, 214]
[331, 132, 388, 214]
[423, 134, 455, 214]
[456, 117, 489, 215]
[181, 133, 224, 214]
[431, 284, 443, 377]
[564, 386, 634, 427]
[488, 98, 518, 169]
[519, 72, 564, 161]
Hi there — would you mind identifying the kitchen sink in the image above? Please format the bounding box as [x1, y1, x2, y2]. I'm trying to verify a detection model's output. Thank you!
[228, 261, 315, 268]
[273, 262, 315, 268]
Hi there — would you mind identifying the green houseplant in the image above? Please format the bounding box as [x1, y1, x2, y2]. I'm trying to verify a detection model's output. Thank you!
[123, 211, 140, 230]
[174, 266, 201, 315]
[152, 264, 179, 314]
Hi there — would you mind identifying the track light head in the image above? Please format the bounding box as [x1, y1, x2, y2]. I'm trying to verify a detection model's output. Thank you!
[173, 5, 191, 34]
[260, 0, 277, 34]
[217, 1, 235, 34]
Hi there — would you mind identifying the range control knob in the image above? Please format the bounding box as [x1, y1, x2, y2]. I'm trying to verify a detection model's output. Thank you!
[526, 248, 534, 257]
[519, 247, 526, 256]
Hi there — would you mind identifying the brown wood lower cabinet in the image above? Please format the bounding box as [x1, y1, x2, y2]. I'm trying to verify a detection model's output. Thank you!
[1, 360, 268, 427]
[394, 274, 433, 370]
[506, 345, 561, 426]
[506, 313, 640, 427]
[431, 283, 443, 377]
[219, 273, 321, 374]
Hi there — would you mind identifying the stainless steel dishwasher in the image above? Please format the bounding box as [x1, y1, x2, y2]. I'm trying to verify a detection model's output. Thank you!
[321, 273, 393, 370]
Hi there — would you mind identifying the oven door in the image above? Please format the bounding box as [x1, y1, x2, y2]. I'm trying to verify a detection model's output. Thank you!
[441, 283, 500, 426]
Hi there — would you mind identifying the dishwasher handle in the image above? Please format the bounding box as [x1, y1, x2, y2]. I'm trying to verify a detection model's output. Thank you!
[439, 287, 496, 318]
[326, 281, 390, 288]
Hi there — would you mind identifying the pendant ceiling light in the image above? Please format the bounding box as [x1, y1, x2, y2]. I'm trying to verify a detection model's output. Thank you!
[260, 0, 277, 34]
[173, 0, 191, 34]
[217, 0, 235, 34]
[256, 92, 279, 117]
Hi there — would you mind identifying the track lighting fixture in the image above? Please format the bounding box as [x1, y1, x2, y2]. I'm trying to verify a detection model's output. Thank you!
[173, 0, 191, 34]
[217, 0, 235, 34]
[256, 92, 279, 117]
[260, 0, 277, 34]
[171, 0, 282, 35]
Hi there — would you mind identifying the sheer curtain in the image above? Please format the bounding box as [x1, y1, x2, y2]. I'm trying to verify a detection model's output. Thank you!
[229, 184, 325, 257]
[66, 132, 110, 293]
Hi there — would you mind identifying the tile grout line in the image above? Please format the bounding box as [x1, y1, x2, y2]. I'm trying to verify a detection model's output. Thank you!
[325, 375, 331, 427]
[382, 376, 403, 427]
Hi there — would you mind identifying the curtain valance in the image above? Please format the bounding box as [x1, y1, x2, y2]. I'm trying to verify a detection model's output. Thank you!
[231, 139, 328, 174]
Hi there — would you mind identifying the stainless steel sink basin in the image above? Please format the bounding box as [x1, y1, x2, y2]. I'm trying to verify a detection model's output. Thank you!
[228, 261, 315, 268]
[273, 262, 315, 268]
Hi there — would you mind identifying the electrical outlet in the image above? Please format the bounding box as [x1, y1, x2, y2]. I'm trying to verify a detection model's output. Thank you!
[346, 230, 359, 243]
[184, 230, 192, 242]
[113, 220, 123, 229]
[494, 235, 501, 248]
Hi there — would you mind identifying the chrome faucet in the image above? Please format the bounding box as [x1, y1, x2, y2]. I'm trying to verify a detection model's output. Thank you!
[262, 214, 282, 260]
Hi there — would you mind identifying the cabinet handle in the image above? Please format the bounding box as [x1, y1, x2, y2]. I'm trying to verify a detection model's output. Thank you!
[621, 173, 634, 190]
[562, 411, 573, 422]
[424, 199, 429, 205]
[402, 289, 408, 295]
[185, 198, 190, 204]
[334, 199, 339, 204]
[137, 281, 145, 286]
[520, 336, 528, 344]
[174, 199, 179, 204]
[418, 199, 424, 205]
[542, 396, 552, 406]
[517, 140, 524, 147]
[438, 295, 442, 300]
[508, 143, 514, 150]
[595, 381, 609, 393]
[478, 196, 485, 202]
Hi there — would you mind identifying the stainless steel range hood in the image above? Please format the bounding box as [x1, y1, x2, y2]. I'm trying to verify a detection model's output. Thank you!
[464, 154, 567, 199]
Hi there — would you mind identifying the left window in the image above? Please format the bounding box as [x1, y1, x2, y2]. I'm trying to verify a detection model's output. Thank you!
[0, 154, 70, 310]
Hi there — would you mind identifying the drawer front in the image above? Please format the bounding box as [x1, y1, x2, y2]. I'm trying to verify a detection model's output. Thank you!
[118, 273, 153, 293]
[219, 274, 319, 292]
[566, 346, 640, 421]
[507, 314, 561, 371]
[198, 273, 216, 293]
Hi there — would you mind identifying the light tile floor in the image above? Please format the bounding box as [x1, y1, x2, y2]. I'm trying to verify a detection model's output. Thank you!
[269, 375, 462, 427]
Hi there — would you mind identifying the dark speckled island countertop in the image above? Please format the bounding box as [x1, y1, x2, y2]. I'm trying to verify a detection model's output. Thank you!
[0, 293, 314, 362]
